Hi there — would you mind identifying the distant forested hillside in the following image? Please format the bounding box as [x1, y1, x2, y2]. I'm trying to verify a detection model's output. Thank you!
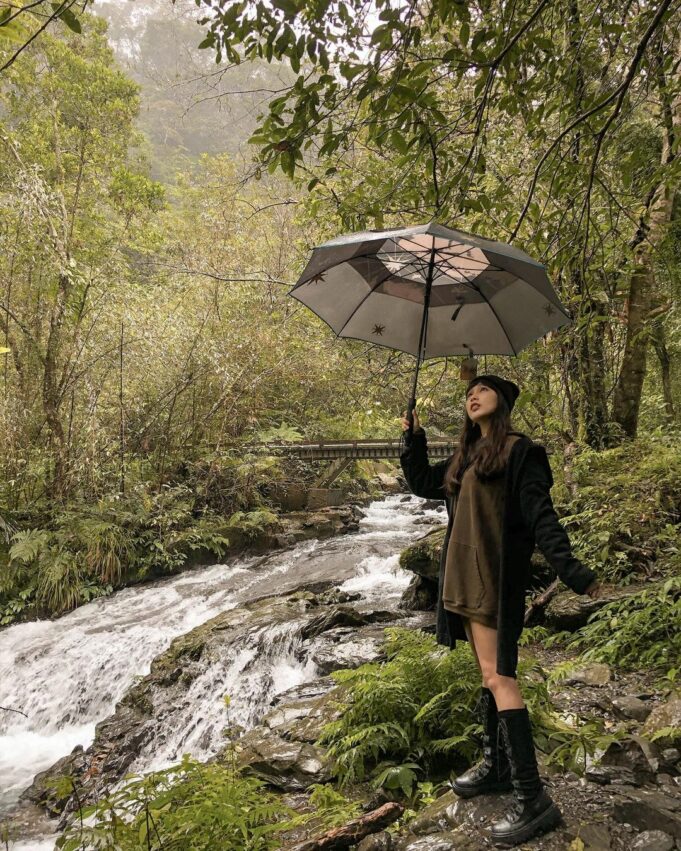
[95, 0, 295, 178]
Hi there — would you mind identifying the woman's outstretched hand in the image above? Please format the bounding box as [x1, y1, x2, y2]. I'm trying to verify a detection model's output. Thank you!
[584, 580, 605, 599]
[401, 408, 423, 433]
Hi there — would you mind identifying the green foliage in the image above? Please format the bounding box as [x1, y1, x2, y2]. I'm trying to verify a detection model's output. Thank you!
[316, 627, 480, 791]
[55, 764, 371, 851]
[53, 686, 365, 851]
[252, 422, 304, 443]
[0, 484, 230, 621]
[391, 780, 446, 832]
[316, 627, 614, 793]
[301, 783, 363, 832]
[560, 432, 681, 583]
[185, 447, 287, 514]
[226, 509, 280, 541]
[563, 576, 681, 681]
[56, 755, 295, 851]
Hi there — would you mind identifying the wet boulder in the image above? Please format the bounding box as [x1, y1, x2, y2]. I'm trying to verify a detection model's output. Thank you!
[301, 605, 395, 640]
[398, 528, 445, 582]
[230, 727, 333, 790]
[399, 574, 437, 611]
[612, 786, 681, 838]
[543, 583, 655, 631]
[21, 746, 88, 816]
[642, 691, 681, 746]
[308, 624, 387, 674]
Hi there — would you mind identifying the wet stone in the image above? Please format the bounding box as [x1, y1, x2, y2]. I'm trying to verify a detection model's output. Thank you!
[598, 734, 665, 782]
[573, 822, 612, 850]
[232, 727, 332, 790]
[642, 692, 681, 745]
[395, 833, 482, 851]
[309, 625, 386, 674]
[611, 695, 652, 721]
[563, 662, 612, 686]
[631, 829, 675, 851]
[357, 831, 394, 850]
[612, 786, 681, 839]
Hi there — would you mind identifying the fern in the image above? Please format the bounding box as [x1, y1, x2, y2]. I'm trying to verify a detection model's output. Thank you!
[316, 628, 614, 792]
[56, 755, 298, 851]
[564, 576, 681, 680]
[9, 529, 51, 564]
[36, 551, 85, 614]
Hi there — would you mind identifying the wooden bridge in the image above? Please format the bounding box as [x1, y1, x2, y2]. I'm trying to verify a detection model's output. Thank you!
[261, 438, 456, 487]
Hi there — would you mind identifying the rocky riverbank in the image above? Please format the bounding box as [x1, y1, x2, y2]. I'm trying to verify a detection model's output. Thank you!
[7, 487, 681, 851]
[17, 583, 681, 850]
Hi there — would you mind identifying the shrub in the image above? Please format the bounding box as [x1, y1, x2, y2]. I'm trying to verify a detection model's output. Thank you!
[315, 628, 620, 793]
[563, 431, 681, 582]
[563, 576, 681, 682]
[0, 484, 230, 621]
[55, 755, 294, 851]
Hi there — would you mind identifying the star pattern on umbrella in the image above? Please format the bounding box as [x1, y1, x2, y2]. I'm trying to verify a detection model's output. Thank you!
[543, 302, 556, 316]
[372, 323, 385, 336]
[310, 272, 326, 284]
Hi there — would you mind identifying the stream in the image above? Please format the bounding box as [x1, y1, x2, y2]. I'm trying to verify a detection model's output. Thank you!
[0, 493, 446, 849]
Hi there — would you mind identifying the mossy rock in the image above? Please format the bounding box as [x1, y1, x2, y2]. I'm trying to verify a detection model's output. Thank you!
[399, 527, 446, 581]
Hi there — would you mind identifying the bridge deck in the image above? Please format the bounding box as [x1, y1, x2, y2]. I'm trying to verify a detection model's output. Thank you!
[263, 439, 457, 460]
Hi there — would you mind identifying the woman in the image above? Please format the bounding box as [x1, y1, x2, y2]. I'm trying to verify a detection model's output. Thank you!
[400, 374, 602, 848]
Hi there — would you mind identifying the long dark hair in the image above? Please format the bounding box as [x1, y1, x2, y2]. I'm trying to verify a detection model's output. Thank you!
[443, 381, 523, 498]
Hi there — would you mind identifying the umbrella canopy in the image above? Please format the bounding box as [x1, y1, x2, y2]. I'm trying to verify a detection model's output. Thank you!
[291, 222, 571, 358]
[290, 221, 572, 428]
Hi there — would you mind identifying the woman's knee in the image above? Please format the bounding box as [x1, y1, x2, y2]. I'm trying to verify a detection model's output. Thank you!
[485, 673, 519, 696]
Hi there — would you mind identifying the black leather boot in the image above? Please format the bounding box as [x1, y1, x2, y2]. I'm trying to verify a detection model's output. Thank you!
[489, 707, 562, 847]
[449, 687, 513, 798]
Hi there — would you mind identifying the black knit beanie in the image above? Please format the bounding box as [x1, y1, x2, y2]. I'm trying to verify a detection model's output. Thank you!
[465, 374, 520, 412]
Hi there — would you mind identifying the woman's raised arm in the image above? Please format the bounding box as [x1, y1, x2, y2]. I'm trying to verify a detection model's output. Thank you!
[400, 428, 450, 501]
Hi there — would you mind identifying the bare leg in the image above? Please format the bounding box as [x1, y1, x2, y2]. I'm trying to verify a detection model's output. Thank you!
[462, 616, 482, 674]
[468, 620, 525, 710]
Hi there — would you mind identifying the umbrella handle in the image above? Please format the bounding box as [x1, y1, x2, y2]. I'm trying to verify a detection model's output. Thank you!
[406, 395, 416, 432]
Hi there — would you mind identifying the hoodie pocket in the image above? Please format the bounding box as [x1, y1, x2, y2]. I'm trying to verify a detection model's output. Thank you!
[443, 538, 485, 609]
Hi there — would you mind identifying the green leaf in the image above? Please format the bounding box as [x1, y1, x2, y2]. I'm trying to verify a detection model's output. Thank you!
[272, 0, 298, 16]
[462, 198, 483, 212]
[390, 131, 408, 154]
[51, 3, 82, 33]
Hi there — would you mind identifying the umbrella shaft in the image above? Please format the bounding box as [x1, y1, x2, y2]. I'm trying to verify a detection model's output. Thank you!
[408, 245, 436, 420]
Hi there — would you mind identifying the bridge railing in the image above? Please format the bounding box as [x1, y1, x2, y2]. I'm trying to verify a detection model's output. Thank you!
[259, 438, 457, 460]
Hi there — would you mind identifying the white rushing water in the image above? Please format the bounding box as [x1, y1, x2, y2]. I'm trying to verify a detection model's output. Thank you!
[0, 493, 446, 848]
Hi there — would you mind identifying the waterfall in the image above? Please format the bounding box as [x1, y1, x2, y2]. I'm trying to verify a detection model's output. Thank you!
[0, 494, 446, 847]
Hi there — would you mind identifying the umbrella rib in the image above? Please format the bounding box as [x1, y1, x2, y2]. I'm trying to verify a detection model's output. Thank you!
[464, 275, 519, 357]
[297, 246, 499, 286]
[290, 290, 419, 356]
[295, 250, 418, 286]
[333, 266, 396, 338]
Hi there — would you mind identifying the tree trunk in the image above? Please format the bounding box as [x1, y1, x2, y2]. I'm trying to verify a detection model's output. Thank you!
[577, 296, 610, 449]
[612, 33, 681, 437]
[43, 272, 71, 501]
[650, 313, 676, 424]
[564, 0, 610, 449]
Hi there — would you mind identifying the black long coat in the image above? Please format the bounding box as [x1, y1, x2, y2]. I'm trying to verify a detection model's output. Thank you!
[400, 429, 597, 678]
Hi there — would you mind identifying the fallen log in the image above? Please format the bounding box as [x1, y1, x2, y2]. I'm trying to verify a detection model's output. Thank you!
[288, 801, 404, 850]
[524, 578, 560, 625]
